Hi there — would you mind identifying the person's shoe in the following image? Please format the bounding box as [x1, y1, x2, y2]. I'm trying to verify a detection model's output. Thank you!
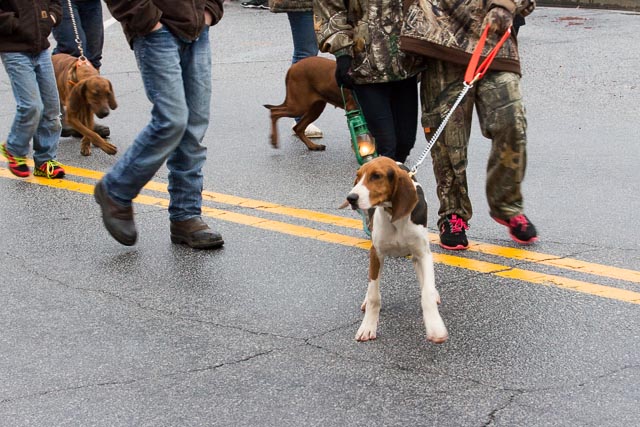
[241, 0, 268, 8]
[60, 126, 82, 138]
[0, 142, 30, 177]
[33, 160, 65, 179]
[93, 179, 137, 246]
[170, 217, 224, 249]
[291, 121, 324, 138]
[492, 213, 538, 245]
[439, 214, 469, 250]
[93, 123, 110, 138]
[61, 124, 110, 138]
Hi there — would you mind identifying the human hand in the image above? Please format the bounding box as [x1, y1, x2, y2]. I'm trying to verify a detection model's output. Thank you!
[335, 55, 355, 89]
[151, 21, 163, 32]
[483, 6, 513, 34]
[204, 10, 213, 26]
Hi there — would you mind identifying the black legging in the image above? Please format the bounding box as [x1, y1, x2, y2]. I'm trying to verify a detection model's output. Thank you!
[353, 75, 418, 163]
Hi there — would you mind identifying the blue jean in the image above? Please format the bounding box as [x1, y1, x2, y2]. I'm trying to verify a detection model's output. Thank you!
[288, 11, 318, 122]
[103, 26, 211, 222]
[1, 50, 61, 165]
[287, 11, 318, 65]
[52, 0, 104, 70]
[354, 76, 418, 163]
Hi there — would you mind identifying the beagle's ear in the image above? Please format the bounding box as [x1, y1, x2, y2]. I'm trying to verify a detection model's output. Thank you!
[108, 81, 118, 110]
[390, 168, 418, 223]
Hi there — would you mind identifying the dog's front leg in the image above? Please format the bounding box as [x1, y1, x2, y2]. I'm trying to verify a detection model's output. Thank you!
[414, 252, 448, 344]
[80, 136, 91, 156]
[356, 246, 383, 341]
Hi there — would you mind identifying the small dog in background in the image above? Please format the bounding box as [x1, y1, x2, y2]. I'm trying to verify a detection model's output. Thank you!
[344, 156, 448, 344]
[52, 53, 118, 156]
[264, 56, 357, 151]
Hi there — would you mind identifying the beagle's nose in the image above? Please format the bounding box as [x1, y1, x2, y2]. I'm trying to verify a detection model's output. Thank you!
[346, 193, 359, 208]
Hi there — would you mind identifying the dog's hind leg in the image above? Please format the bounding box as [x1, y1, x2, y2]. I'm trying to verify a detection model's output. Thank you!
[293, 101, 326, 151]
[414, 252, 448, 344]
[264, 104, 285, 149]
[356, 246, 383, 341]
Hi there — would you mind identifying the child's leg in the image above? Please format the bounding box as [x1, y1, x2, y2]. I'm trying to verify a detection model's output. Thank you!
[31, 50, 62, 166]
[0, 52, 43, 157]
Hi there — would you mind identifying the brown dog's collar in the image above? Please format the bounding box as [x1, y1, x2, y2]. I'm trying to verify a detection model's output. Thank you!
[67, 58, 92, 88]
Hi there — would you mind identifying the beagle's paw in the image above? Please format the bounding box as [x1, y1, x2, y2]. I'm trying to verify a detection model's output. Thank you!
[355, 321, 378, 341]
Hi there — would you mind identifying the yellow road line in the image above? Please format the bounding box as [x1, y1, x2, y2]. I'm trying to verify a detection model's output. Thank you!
[1, 168, 640, 305]
[54, 163, 640, 285]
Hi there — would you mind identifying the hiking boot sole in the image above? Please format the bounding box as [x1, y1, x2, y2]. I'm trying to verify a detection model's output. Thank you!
[171, 234, 224, 249]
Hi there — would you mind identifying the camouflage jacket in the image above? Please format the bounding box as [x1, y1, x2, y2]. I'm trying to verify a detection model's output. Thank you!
[313, 0, 422, 83]
[269, 0, 312, 13]
[400, 0, 535, 75]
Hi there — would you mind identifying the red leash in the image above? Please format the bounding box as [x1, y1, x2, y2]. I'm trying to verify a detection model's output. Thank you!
[409, 25, 513, 175]
[465, 25, 513, 85]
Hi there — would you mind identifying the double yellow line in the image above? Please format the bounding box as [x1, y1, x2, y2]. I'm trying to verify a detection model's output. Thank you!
[2, 163, 640, 305]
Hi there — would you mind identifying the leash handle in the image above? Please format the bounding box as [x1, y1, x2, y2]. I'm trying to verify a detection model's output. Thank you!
[464, 25, 512, 85]
[410, 25, 512, 175]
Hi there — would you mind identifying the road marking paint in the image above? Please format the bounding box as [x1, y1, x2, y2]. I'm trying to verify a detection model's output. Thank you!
[1, 167, 639, 305]
[53, 163, 640, 285]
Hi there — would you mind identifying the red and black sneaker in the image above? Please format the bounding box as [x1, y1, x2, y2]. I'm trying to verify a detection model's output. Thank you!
[0, 142, 30, 177]
[493, 213, 538, 245]
[34, 159, 65, 179]
[439, 214, 469, 250]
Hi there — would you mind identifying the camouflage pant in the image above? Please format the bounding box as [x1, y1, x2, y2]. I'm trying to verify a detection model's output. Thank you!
[420, 58, 528, 226]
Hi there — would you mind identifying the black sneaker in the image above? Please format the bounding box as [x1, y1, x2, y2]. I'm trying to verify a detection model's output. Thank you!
[61, 124, 110, 138]
[492, 214, 538, 245]
[439, 214, 469, 250]
[241, 0, 268, 8]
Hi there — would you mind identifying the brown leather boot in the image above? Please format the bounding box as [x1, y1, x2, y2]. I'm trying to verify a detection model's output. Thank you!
[93, 179, 137, 246]
[170, 217, 224, 249]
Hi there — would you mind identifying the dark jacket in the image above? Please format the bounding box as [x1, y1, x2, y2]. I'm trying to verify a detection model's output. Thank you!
[104, 0, 224, 49]
[0, 0, 62, 53]
[314, 0, 422, 84]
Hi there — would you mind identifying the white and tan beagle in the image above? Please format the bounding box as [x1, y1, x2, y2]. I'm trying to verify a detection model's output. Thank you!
[345, 156, 448, 344]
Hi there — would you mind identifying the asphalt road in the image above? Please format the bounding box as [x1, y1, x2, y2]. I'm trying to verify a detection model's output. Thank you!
[0, 5, 639, 427]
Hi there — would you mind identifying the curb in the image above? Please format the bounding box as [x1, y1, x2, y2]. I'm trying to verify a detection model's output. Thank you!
[538, 0, 640, 12]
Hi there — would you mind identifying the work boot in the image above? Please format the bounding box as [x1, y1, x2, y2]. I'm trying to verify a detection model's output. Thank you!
[94, 179, 137, 246]
[170, 217, 224, 249]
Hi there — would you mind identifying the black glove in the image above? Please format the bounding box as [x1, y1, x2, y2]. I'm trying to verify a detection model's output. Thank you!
[335, 55, 355, 89]
[483, 6, 513, 34]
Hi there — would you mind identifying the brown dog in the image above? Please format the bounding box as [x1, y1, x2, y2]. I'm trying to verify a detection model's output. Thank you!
[52, 53, 118, 156]
[264, 56, 357, 151]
